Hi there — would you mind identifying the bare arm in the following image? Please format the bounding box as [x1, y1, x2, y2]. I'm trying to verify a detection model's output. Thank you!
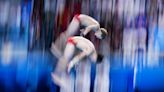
[82, 24, 100, 36]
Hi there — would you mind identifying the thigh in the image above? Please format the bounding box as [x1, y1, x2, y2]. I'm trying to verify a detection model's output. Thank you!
[63, 43, 76, 60]
[66, 17, 80, 36]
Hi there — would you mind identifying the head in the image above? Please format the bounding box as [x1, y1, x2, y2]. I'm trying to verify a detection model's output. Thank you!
[96, 53, 104, 64]
[95, 28, 108, 39]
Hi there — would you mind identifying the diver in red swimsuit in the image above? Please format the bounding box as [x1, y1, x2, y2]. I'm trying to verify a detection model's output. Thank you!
[51, 36, 104, 87]
[51, 14, 107, 59]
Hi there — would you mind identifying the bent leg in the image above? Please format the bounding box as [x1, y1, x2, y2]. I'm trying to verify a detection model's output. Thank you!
[65, 17, 80, 36]
[67, 51, 88, 73]
[52, 43, 75, 87]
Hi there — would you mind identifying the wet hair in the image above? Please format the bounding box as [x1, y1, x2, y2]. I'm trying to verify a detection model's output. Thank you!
[100, 28, 108, 39]
[96, 53, 104, 64]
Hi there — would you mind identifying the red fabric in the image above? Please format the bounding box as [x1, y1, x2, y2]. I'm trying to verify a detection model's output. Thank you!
[74, 14, 80, 22]
[67, 37, 76, 45]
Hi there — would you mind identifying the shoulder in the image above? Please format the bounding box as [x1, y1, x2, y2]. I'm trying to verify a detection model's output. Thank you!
[78, 14, 94, 20]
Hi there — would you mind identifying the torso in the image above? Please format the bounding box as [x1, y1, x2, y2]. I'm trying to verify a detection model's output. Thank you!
[78, 14, 100, 32]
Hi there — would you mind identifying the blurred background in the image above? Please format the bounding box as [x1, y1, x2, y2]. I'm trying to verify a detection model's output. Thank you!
[0, 0, 164, 92]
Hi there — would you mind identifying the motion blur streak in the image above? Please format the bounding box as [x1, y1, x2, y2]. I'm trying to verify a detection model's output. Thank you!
[0, 0, 164, 92]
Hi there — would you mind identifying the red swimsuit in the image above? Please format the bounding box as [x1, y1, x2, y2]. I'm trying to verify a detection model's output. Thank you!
[74, 14, 80, 22]
[67, 37, 77, 45]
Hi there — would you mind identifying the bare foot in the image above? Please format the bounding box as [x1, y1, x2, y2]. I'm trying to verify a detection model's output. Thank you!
[51, 73, 66, 88]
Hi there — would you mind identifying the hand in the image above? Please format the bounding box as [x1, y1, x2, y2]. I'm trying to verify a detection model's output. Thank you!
[67, 62, 73, 73]
[80, 29, 85, 37]
[80, 29, 85, 32]
[80, 32, 85, 37]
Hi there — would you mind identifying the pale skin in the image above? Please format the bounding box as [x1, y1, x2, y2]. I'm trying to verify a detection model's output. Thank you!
[65, 14, 102, 37]
[51, 14, 107, 87]
[51, 36, 98, 87]
[65, 36, 97, 73]
[51, 14, 105, 59]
